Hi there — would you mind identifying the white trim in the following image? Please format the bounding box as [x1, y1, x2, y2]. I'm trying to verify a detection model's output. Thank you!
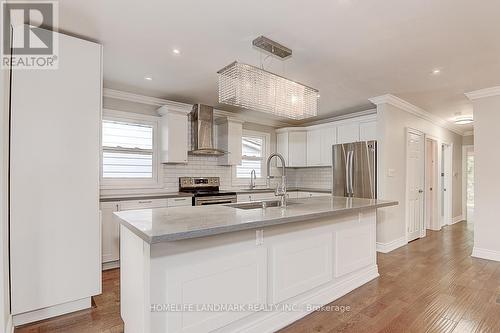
[6, 316, 13, 333]
[103, 88, 191, 110]
[369, 94, 465, 135]
[463, 130, 474, 137]
[100, 109, 163, 190]
[376, 237, 407, 253]
[300, 109, 377, 127]
[103, 88, 291, 128]
[451, 215, 464, 224]
[465, 86, 500, 101]
[12, 297, 91, 326]
[234, 265, 379, 333]
[472, 247, 500, 262]
[102, 260, 120, 271]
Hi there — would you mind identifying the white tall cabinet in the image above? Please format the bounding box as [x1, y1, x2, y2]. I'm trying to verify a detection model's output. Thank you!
[9, 28, 102, 325]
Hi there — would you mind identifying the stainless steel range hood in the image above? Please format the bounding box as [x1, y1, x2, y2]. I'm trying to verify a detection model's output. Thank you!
[189, 104, 226, 156]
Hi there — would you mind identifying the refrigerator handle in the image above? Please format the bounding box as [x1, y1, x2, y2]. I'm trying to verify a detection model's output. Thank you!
[347, 150, 354, 196]
[345, 150, 351, 196]
[349, 150, 354, 196]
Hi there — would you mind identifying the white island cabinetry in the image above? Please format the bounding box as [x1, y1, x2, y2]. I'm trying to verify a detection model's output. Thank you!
[116, 196, 397, 333]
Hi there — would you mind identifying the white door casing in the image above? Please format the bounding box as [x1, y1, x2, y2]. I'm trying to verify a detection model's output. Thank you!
[406, 129, 425, 242]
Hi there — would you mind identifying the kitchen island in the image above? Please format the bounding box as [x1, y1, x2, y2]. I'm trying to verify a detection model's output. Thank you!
[115, 196, 397, 333]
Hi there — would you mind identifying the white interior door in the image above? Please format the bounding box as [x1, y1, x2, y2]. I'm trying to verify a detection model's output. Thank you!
[441, 143, 452, 226]
[406, 130, 425, 242]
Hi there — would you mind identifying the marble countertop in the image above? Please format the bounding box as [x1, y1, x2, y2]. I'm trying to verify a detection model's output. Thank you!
[114, 196, 398, 244]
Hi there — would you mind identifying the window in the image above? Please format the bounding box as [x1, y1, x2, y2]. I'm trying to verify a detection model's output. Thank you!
[233, 130, 270, 185]
[101, 110, 161, 189]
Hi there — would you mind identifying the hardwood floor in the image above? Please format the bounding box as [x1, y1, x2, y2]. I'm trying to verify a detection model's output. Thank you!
[15, 221, 500, 333]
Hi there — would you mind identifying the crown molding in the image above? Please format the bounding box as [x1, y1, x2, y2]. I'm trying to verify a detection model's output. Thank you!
[369, 94, 465, 136]
[300, 108, 376, 127]
[463, 130, 474, 136]
[465, 86, 500, 101]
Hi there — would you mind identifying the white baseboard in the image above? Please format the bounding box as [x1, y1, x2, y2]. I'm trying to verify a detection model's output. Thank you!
[102, 260, 120, 270]
[472, 247, 500, 262]
[376, 236, 407, 253]
[6, 315, 13, 333]
[13, 297, 91, 326]
[236, 265, 379, 333]
[451, 215, 464, 224]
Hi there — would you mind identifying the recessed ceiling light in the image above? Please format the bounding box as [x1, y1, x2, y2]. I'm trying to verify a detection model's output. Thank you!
[432, 68, 441, 75]
[454, 115, 473, 125]
[172, 48, 180, 55]
[144, 76, 153, 81]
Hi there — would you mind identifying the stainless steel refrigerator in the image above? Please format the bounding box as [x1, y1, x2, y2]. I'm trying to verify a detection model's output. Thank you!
[332, 141, 377, 198]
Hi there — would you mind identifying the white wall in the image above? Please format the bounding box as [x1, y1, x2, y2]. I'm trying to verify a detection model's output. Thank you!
[376, 103, 463, 244]
[1, 67, 11, 331]
[470, 94, 500, 260]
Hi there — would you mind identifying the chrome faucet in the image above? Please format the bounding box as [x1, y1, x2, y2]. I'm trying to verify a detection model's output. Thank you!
[266, 153, 287, 207]
[250, 169, 256, 189]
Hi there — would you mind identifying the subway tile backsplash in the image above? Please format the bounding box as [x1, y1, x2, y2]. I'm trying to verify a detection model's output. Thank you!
[286, 167, 332, 190]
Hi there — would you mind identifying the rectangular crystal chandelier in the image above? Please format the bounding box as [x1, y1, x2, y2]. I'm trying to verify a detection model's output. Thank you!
[217, 61, 319, 120]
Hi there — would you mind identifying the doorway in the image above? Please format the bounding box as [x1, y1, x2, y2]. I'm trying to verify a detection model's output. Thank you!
[462, 146, 474, 222]
[406, 129, 425, 242]
[425, 138, 439, 230]
[441, 143, 453, 227]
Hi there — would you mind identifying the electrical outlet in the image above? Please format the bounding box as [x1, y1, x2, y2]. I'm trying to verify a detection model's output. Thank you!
[256, 229, 264, 245]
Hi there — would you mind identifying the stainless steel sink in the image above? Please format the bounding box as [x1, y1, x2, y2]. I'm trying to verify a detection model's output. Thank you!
[226, 200, 300, 210]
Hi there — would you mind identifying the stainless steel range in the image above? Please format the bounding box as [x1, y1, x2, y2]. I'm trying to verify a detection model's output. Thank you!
[179, 177, 237, 206]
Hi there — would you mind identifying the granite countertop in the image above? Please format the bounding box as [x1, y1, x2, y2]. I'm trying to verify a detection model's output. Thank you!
[114, 196, 398, 244]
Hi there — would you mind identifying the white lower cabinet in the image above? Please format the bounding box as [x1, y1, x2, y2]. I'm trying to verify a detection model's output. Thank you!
[237, 192, 276, 202]
[101, 196, 191, 268]
[270, 231, 333, 303]
[153, 246, 267, 333]
[101, 202, 121, 264]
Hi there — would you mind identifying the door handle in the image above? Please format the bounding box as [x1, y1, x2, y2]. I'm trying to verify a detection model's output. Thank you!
[418, 189, 423, 193]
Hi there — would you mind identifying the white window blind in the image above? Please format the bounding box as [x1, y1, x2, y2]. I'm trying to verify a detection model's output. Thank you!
[102, 120, 154, 178]
[236, 136, 264, 178]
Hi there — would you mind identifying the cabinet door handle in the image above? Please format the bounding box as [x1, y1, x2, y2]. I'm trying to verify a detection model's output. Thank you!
[173, 198, 186, 201]
[138, 200, 153, 204]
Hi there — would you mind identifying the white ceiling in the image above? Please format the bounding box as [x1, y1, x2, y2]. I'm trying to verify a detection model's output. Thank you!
[58, 0, 500, 130]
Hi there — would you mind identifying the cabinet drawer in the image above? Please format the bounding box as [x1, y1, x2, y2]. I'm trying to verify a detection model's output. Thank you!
[167, 197, 192, 207]
[119, 198, 168, 210]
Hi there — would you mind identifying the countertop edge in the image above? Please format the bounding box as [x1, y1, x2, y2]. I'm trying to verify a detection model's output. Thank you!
[116, 200, 397, 244]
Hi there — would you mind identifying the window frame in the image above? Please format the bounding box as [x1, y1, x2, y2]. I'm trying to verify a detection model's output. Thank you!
[232, 129, 270, 186]
[100, 109, 162, 190]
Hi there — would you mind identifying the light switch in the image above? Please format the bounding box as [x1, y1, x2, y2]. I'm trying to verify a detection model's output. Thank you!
[387, 168, 396, 177]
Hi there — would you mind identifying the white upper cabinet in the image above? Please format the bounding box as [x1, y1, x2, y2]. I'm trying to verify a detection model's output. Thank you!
[337, 122, 360, 144]
[216, 117, 244, 166]
[288, 131, 307, 167]
[276, 132, 289, 167]
[306, 126, 336, 166]
[306, 129, 322, 166]
[320, 126, 337, 166]
[157, 103, 192, 164]
[276, 130, 307, 167]
[276, 114, 375, 168]
[359, 120, 377, 141]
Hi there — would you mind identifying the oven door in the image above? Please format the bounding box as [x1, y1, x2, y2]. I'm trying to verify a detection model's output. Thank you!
[194, 195, 237, 206]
